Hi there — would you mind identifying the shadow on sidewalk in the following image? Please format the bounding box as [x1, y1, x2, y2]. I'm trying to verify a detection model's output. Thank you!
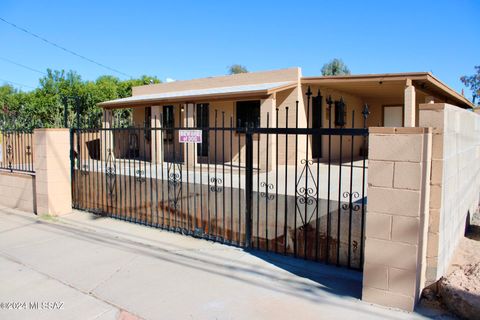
[247, 249, 363, 298]
[8, 209, 429, 320]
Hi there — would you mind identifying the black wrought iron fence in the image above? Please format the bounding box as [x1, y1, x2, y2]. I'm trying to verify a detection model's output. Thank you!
[0, 129, 35, 173]
[71, 89, 369, 269]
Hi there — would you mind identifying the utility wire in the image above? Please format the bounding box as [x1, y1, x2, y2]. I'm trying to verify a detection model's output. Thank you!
[0, 56, 46, 75]
[0, 77, 36, 89]
[0, 17, 133, 78]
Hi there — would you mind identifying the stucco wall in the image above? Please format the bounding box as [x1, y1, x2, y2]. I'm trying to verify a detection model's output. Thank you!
[131, 107, 152, 160]
[202, 97, 280, 169]
[128, 97, 298, 169]
[0, 171, 36, 213]
[303, 85, 366, 161]
[419, 103, 480, 284]
[367, 95, 427, 128]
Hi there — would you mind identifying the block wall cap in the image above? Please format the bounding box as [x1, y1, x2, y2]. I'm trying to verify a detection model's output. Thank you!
[0, 170, 35, 178]
[369, 127, 431, 134]
[419, 103, 447, 110]
[34, 128, 70, 132]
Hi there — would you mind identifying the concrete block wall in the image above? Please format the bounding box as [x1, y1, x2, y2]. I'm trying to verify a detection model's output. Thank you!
[0, 171, 36, 212]
[419, 103, 480, 284]
[362, 127, 432, 311]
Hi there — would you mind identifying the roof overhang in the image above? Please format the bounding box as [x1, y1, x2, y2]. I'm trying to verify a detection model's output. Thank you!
[98, 81, 297, 109]
[301, 72, 473, 108]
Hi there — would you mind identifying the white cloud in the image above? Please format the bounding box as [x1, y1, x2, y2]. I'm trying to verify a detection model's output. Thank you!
[165, 77, 175, 83]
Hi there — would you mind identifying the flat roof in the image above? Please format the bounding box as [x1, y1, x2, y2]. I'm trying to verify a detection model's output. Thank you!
[99, 81, 297, 109]
[302, 72, 473, 108]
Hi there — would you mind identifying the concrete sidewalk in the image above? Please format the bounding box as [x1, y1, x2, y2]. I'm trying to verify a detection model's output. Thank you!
[0, 207, 448, 320]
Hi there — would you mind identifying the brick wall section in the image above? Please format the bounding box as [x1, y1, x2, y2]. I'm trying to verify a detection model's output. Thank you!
[34, 129, 72, 215]
[0, 171, 36, 212]
[419, 103, 480, 284]
[362, 127, 432, 311]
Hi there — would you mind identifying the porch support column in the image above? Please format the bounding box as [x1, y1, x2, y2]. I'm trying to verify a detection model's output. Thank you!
[101, 109, 115, 161]
[151, 106, 163, 164]
[183, 103, 197, 167]
[404, 79, 416, 127]
[260, 95, 277, 171]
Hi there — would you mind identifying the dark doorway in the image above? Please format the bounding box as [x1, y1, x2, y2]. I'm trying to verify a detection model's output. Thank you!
[196, 103, 209, 160]
[311, 95, 323, 158]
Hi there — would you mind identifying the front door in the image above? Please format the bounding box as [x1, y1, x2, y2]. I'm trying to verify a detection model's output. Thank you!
[196, 103, 209, 163]
[383, 105, 403, 127]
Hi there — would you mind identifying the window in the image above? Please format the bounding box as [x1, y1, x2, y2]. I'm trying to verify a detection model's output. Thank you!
[236, 100, 260, 129]
[145, 106, 151, 124]
[196, 103, 209, 157]
[163, 105, 174, 128]
[163, 105, 174, 143]
[144, 107, 151, 141]
[334, 99, 346, 127]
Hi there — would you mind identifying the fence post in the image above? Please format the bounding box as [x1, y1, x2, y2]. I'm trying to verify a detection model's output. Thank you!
[245, 131, 253, 248]
[362, 127, 432, 311]
[34, 128, 72, 216]
[69, 128, 75, 207]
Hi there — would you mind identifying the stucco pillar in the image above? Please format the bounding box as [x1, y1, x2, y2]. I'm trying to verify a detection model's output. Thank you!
[183, 103, 197, 167]
[101, 109, 115, 161]
[260, 96, 276, 171]
[362, 127, 432, 311]
[404, 80, 416, 127]
[151, 106, 163, 164]
[34, 128, 72, 216]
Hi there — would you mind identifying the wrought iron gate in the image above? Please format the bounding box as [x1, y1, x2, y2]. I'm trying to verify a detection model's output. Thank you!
[71, 90, 369, 270]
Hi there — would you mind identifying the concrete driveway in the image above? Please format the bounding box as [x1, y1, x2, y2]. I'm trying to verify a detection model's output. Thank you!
[0, 206, 449, 320]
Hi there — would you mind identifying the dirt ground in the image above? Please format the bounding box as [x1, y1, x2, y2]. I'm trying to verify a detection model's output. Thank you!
[420, 209, 480, 319]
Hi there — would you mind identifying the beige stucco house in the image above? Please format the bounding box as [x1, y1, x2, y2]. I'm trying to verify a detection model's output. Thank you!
[98, 67, 472, 169]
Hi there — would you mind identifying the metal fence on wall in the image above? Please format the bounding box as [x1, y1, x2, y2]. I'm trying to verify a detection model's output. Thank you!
[0, 129, 34, 174]
[71, 90, 369, 269]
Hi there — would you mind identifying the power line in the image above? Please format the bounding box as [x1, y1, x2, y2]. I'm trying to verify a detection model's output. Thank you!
[0, 17, 133, 78]
[0, 77, 36, 89]
[0, 56, 46, 75]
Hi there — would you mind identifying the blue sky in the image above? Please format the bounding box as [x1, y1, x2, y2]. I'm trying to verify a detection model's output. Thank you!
[0, 0, 479, 98]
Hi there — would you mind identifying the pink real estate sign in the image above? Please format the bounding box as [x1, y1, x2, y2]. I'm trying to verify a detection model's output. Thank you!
[179, 130, 202, 143]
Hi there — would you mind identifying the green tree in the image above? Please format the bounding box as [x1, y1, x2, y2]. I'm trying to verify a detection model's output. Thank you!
[0, 85, 35, 129]
[321, 58, 351, 76]
[460, 66, 480, 105]
[0, 70, 160, 130]
[228, 64, 248, 74]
